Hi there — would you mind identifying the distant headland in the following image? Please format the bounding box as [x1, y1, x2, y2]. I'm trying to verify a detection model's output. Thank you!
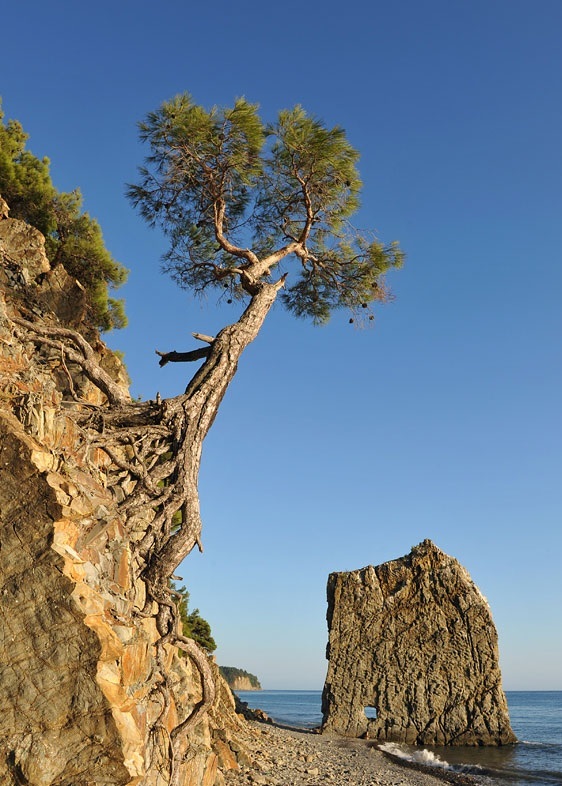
[220, 666, 262, 691]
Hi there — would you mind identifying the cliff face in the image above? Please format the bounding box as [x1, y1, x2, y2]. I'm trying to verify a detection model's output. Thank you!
[229, 678, 260, 692]
[322, 540, 516, 746]
[0, 210, 247, 785]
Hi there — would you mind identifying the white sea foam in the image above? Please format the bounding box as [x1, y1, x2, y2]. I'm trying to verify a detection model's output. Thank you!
[379, 742, 452, 770]
[379, 743, 488, 775]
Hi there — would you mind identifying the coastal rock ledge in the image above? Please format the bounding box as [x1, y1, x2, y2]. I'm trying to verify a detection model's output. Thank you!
[321, 540, 516, 746]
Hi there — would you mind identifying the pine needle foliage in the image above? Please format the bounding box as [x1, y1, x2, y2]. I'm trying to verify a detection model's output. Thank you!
[0, 102, 128, 331]
[127, 93, 404, 324]
[174, 584, 217, 654]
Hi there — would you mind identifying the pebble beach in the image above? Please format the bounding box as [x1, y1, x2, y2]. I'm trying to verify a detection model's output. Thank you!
[224, 720, 478, 786]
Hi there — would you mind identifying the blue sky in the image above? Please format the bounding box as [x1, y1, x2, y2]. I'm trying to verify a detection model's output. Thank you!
[2, 0, 561, 690]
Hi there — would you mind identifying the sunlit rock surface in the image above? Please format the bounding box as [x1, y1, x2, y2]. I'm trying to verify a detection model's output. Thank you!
[322, 540, 516, 746]
[0, 207, 247, 785]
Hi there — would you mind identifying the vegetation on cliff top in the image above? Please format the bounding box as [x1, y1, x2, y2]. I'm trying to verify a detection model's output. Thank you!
[0, 101, 127, 331]
[219, 667, 262, 690]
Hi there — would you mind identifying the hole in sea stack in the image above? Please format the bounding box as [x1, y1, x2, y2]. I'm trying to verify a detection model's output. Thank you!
[364, 706, 378, 720]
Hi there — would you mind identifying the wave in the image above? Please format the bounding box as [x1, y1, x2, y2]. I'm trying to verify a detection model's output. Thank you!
[518, 740, 562, 750]
[379, 742, 473, 771]
[379, 742, 562, 785]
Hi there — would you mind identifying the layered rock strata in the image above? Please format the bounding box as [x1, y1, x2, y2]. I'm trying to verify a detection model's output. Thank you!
[0, 209, 247, 784]
[322, 540, 516, 746]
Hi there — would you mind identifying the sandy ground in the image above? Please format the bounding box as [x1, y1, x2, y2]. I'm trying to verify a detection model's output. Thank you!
[224, 720, 478, 786]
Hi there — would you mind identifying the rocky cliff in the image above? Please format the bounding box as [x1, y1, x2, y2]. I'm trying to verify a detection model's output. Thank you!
[219, 668, 262, 692]
[228, 677, 260, 692]
[0, 206, 249, 785]
[321, 540, 516, 746]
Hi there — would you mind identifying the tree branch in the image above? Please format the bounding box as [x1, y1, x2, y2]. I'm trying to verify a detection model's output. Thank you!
[213, 199, 259, 267]
[155, 347, 211, 366]
[191, 332, 215, 344]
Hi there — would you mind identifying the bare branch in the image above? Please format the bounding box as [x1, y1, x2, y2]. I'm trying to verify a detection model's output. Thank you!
[191, 332, 215, 344]
[155, 347, 211, 366]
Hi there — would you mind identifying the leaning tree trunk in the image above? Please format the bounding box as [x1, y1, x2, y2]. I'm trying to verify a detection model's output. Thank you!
[142, 281, 281, 633]
[135, 281, 281, 782]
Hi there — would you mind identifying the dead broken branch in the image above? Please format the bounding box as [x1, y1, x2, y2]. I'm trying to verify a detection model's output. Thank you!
[155, 347, 211, 366]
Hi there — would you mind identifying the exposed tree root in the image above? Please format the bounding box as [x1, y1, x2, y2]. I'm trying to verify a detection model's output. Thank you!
[9, 280, 281, 781]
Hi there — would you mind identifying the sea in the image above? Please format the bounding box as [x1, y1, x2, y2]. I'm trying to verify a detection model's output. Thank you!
[235, 690, 562, 786]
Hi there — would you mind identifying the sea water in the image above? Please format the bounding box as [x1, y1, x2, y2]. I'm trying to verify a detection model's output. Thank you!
[234, 690, 562, 786]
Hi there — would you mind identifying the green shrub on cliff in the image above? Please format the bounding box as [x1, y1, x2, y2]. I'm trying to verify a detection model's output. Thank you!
[0, 102, 127, 330]
[174, 584, 217, 653]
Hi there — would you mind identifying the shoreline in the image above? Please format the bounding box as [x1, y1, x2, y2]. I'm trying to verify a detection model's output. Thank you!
[224, 719, 479, 786]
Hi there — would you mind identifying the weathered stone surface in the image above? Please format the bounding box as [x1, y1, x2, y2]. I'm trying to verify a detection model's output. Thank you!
[0, 195, 10, 219]
[321, 540, 516, 746]
[0, 413, 132, 785]
[36, 264, 88, 327]
[229, 677, 260, 691]
[0, 218, 50, 282]
[0, 211, 250, 784]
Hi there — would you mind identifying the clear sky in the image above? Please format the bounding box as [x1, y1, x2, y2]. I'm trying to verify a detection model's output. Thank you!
[2, 0, 561, 690]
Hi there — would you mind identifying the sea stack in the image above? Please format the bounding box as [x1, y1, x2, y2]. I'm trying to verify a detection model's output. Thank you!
[321, 540, 516, 745]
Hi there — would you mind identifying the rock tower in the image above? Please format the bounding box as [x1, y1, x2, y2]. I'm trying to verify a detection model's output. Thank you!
[322, 540, 516, 746]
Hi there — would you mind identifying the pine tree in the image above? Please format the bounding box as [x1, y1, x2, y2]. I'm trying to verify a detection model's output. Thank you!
[0, 102, 127, 330]
[128, 94, 403, 327]
[13, 94, 404, 777]
[121, 92, 405, 650]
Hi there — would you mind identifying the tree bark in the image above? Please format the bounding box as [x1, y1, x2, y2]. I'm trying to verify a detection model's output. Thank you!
[142, 280, 282, 597]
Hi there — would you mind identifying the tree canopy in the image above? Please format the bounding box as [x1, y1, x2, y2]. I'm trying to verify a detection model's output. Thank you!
[127, 93, 403, 325]
[0, 102, 127, 331]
